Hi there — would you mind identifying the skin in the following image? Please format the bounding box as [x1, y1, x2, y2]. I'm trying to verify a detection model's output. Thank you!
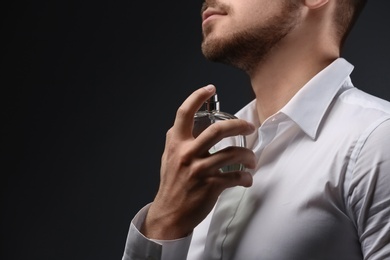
[141, 0, 341, 240]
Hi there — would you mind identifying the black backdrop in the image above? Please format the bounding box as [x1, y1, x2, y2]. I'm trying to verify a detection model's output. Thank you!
[2, 1, 390, 259]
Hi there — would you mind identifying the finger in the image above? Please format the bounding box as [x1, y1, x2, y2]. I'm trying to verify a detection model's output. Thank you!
[173, 85, 216, 138]
[211, 171, 253, 189]
[207, 146, 257, 171]
[193, 119, 255, 154]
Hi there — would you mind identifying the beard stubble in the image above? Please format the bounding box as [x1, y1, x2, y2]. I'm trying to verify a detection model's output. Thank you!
[201, 2, 301, 74]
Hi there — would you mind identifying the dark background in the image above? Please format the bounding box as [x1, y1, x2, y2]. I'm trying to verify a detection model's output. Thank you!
[1, 1, 390, 259]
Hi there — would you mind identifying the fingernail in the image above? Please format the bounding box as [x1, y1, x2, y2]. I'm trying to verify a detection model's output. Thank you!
[204, 84, 215, 92]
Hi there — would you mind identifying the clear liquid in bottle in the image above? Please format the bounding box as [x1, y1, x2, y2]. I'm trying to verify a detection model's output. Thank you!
[193, 94, 246, 172]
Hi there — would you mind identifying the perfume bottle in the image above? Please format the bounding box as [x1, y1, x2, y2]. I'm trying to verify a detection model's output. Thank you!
[193, 93, 247, 173]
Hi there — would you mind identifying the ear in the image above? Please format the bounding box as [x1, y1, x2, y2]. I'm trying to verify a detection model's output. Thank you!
[304, 0, 329, 9]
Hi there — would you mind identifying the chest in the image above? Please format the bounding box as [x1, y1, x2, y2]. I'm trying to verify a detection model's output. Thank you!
[189, 127, 363, 259]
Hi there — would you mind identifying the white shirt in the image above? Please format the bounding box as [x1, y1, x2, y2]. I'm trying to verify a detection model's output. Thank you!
[122, 58, 390, 260]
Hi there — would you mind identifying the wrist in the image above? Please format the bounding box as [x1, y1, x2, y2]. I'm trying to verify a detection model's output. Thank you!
[140, 203, 192, 240]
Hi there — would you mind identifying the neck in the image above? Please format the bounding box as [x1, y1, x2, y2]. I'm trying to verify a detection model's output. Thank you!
[248, 1, 340, 123]
[248, 6, 340, 124]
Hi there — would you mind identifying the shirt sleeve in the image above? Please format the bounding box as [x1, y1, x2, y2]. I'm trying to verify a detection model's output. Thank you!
[346, 118, 390, 260]
[121, 203, 193, 260]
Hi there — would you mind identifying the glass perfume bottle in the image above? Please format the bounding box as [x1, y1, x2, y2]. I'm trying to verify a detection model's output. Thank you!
[193, 93, 247, 173]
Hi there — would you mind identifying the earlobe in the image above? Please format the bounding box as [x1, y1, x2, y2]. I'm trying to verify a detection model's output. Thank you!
[304, 0, 329, 9]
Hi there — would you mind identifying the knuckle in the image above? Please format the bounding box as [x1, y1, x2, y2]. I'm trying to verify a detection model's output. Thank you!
[165, 127, 174, 139]
[176, 106, 189, 119]
[180, 152, 194, 167]
[167, 144, 195, 167]
[189, 160, 207, 176]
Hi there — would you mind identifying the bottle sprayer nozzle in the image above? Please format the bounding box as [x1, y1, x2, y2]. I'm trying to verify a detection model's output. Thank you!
[205, 94, 220, 112]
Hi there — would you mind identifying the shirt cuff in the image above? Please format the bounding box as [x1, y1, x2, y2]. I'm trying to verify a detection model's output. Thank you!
[122, 203, 193, 260]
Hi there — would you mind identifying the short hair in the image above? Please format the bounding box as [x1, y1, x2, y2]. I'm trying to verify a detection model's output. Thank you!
[335, 0, 368, 47]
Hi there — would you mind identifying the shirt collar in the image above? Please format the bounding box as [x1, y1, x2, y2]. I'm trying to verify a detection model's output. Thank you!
[281, 58, 354, 140]
[236, 58, 355, 140]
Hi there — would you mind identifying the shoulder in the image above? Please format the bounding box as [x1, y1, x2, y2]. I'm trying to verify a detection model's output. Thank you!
[338, 87, 390, 117]
[329, 87, 390, 138]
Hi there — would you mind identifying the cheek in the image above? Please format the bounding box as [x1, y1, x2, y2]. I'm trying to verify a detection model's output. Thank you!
[236, 0, 284, 22]
[232, 4, 272, 28]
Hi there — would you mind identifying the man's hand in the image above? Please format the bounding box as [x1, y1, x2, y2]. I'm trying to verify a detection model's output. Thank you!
[141, 84, 256, 240]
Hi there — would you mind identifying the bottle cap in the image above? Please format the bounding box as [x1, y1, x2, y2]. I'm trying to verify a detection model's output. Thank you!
[205, 94, 220, 112]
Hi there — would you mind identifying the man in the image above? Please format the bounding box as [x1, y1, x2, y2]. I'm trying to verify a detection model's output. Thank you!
[122, 0, 390, 259]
